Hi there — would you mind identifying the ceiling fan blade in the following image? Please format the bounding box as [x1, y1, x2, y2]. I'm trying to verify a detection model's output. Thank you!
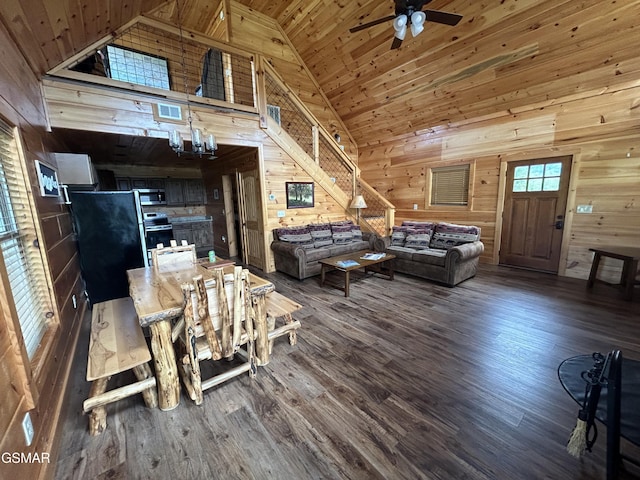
[349, 15, 396, 33]
[424, 10, 463, 26]
[390, 36, 403, 50]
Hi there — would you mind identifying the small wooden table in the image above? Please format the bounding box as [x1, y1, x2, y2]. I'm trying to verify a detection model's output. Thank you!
[587, 247, 640, 301]
[127, 263, 274, 410]
[319, 250, 395, 297]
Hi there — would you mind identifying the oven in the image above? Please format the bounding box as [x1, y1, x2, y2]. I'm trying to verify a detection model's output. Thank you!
[143, 212, 173, 250]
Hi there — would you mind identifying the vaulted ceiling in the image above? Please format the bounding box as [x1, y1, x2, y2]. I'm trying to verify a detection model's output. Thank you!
[1, 0, 638, 150]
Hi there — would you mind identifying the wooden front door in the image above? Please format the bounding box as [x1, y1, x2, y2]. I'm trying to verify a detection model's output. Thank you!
[237, 170, 265, 270]
[499, 156, 572, 273]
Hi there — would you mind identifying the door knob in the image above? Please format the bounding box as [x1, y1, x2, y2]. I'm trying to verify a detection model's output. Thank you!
[555, 220, 564, 229]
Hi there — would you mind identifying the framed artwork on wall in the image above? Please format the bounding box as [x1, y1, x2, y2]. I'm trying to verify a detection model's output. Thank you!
[35, 160, 60, 197]
[286, 182, 314, 209]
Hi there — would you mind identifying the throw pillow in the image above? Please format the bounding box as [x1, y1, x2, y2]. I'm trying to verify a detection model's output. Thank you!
[404, 230, 432, 250]
[402, 221, 436, 231]
[351, 224, 363, 241]
[308, 223, 333, 248]
[276, 226, 314, 249]
[390, 226, 409, 247]
[331, 223, 354, 244]
[429, 223, 480, 250]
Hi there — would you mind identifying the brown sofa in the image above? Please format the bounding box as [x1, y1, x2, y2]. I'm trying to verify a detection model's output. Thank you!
[271, 221, 375, 280]
[373, 221, 484, 286]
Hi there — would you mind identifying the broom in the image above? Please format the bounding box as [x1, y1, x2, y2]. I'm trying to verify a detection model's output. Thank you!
[566, 355, 607, 458]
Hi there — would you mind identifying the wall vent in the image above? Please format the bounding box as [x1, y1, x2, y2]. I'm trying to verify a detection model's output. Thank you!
[267, 104, 281, 125]
[157, 103, 182, 121]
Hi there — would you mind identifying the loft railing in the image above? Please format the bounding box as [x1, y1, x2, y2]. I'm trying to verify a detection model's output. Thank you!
[49, 17, 257, 115]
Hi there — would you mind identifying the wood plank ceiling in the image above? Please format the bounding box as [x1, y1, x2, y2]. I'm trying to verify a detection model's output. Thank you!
[1, 0, 638, 151]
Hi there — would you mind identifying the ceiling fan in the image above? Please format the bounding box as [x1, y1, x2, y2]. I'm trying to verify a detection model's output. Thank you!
[349, 0, 462, 50]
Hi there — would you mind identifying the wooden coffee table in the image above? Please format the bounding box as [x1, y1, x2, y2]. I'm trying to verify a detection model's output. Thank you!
[319, 250, 395, 297]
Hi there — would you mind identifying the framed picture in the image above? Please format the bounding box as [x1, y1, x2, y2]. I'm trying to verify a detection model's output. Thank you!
[35, 160, 60, 197]
[286, 182, 314, 209]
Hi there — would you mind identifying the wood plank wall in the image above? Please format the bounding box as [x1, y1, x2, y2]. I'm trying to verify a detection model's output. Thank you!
[225, 1, 357, 160]
[359, 83, 640, 282]
[0, 19, 86, 480]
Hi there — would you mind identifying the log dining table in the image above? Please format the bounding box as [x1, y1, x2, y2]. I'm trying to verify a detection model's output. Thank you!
[127, 263, 275, 410]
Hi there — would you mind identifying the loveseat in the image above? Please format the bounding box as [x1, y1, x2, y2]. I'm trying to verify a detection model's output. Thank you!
[373, 221, 484, 286]
[271, 221, 376, 280]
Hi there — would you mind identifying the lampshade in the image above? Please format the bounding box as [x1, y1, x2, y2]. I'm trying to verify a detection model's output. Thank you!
[393, 14, 407, 41]
[410, 11, 426, 37]
[350, 195, 368, 209]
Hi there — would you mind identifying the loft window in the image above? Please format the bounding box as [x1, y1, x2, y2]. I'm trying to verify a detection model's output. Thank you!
[430, 164, 470, 206]
[105, 45, 171, 90]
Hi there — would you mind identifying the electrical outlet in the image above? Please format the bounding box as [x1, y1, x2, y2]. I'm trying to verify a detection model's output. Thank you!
[277, 210, 286, 218]
[22, 412, 34, 446]
[576, 205, 593, 214]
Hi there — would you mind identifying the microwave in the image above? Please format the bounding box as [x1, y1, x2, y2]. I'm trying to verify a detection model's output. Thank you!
[136, 189, 166, 205]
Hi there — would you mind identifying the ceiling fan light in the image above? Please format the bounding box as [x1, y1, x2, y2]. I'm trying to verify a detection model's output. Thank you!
[393, 14, 407, 30]
[394, 25, 407, 40]
[410, 11, 426, 37]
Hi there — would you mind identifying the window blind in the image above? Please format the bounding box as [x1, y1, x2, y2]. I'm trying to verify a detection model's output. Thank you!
[0, 120, 51, 359]
[431, 164, 470, 206]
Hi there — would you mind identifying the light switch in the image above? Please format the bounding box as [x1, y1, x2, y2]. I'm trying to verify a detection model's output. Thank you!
[413, 204, 418, 210]
[576, 205, 593, 214]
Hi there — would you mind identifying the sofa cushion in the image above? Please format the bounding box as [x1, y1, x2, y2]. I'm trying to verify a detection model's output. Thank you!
[351, 224, 363, 241]
[387, 245, 416, 260]
[308, 223, 333, 248]
[331, 223, 354, 244]
[429, 223, 480, 250]
[390, 226, 409, 247]
[404, 231, 432, 250]
[412, 248, 447, 267]
[276, 226, 314, 249]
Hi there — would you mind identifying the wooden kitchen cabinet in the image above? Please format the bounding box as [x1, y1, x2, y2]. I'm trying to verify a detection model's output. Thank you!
[172, 225, 193, 246]
[116, 177, 166, 191]
[115, 177, 131, 190]
[191, 221, 213, 249]
[184, 179, 206, 205]
[172, 219, 213, 256]
[165, 179, 185, 205]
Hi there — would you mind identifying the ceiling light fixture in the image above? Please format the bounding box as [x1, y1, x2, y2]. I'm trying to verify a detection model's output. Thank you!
[410, 11, 426, 37]
[393, 14, 407, 41]
[168, 0, 217, 157]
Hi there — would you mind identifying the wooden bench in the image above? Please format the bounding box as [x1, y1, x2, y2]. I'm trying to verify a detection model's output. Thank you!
[264, 291, 303, 357]
[83, 297, 157, 435]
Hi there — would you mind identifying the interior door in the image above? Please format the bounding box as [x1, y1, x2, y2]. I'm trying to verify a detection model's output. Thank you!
[237, 170, 265, 270]
[500, 156, 572, 273]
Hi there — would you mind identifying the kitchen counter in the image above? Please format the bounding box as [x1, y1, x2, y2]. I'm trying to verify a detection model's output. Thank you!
[170, 215, 212, 224]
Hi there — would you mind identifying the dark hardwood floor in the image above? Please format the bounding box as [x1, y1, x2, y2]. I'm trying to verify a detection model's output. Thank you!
[54, 264, 640, 480]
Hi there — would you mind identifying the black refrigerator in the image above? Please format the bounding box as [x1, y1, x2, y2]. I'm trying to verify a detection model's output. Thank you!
[69, 190, 148, 305]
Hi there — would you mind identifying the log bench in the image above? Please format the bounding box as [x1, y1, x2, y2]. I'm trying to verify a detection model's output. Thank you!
[264, 291, 303, 358]
[83, 297, 158, 435]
